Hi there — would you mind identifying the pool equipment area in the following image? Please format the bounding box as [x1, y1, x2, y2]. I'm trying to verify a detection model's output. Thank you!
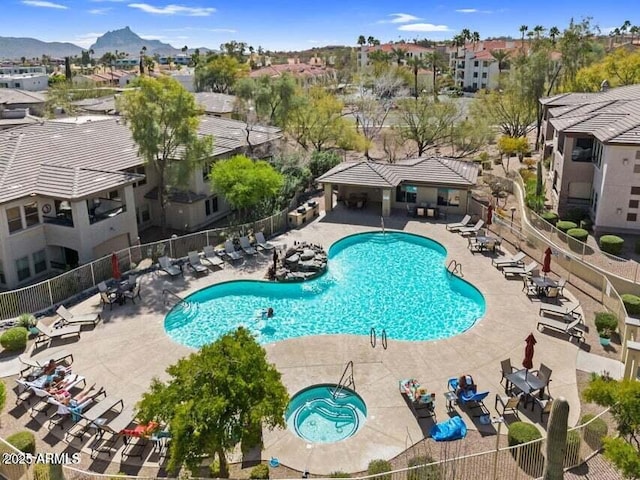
[165, 231, 486, 347]
[285, 384, 367, 443]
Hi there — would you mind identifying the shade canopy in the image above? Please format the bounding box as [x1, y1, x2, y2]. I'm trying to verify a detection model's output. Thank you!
[523, 333, 537, 370]
[111, 252, 121, 281]
[486, 205, 493, 226]
[542, 247, 552, 275]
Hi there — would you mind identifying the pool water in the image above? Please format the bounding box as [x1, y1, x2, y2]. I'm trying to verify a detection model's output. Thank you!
[165, 232, 485, 347]
[286, 384, 367, 443]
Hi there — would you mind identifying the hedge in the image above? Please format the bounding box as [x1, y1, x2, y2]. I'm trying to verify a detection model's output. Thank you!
[599, 235, 624, 255]
[594, 312, 618, 336]
[0, 381, 6, 415]
[580, 218, 593, 231]
[329, 473, 351, 478]
[249, 464, 269, 480]
[367, 459, 392, 480]
[6, 431, 36, 454]
[541, 211, 559, 226]
[567, 228, 589, 242]
[0, 327, 28, 351]
[581, 414, 608, 450]
[621, 294, 640, 316]
[407, 456, 441, 480]
[556, 221, 578, 234]
[508, 422, 543, 446]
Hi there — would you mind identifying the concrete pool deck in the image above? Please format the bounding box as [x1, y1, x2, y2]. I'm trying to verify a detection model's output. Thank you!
[14, 209, 585, 474]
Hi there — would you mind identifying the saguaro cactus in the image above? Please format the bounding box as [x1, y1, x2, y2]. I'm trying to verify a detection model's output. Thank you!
[543, 396, 570, 480]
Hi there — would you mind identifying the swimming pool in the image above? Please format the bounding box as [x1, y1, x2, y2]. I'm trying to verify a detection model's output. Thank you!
[165, 231, 485, 347]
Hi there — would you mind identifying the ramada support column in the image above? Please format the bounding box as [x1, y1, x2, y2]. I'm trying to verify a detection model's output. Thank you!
[323, 183, 333, 213]
[382, 188, 391, 217]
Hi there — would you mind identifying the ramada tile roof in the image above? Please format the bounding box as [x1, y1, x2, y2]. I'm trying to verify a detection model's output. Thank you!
[0, 115, 281, 204]
[316, 157, 479, 188]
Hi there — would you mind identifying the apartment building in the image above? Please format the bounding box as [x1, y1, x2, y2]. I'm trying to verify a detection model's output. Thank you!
[447, 40, 519, 91]
[357, 43, 435, 69]
[0, 115, 281, 289]
[540, 84, 640, 234]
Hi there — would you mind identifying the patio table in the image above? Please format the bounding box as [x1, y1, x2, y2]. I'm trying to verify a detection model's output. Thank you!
[505, 369, 547, 409]
[530, 277, 558, 297]
[474, 236, 499, 252]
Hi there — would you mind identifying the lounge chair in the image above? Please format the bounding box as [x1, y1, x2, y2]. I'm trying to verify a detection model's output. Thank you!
[202, 246, 224, 268]
[446, 214, 472, 231]
[492, 251, 526, 269]
[123, 283, 141, 304]
[255, 232, 275, 251]
[239, 236, 257, 256]
[187, 251, 209, 275]
[539, 302, 581, 320]
[56, 306, 101, 327]
[459, 220, 484, 237]
[29, 374, 86, 417]
[224, 240, 243, 262]
[399, 379, 435, 419]
[502, 261, 538, 278]
[19, 350, 73, 379]
[34, 321, 81, 347]
[158, 256, 182, 277]
[537, 317, 585, 342]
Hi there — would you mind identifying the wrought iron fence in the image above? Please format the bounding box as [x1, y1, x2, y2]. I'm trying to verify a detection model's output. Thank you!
[0, 209, 289, 321]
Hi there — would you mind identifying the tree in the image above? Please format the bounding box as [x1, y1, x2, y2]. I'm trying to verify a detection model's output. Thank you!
[349, 88, 392, 158]
[391, 47, 406, 66]
[497, 136, 529, 173]
[367, 36, 375, 46]
[235, 74, 298, 128]
[195, 55, 249, 93]
[583, 375, 640, 479]
[137, 327, 288, 477]
[549, 26, 560, 46]
[405, 56, 424, 99]
[519, 25, 529, 49]
[451, 118, 494, 158]
[100, 51, 116, 79]
[118, 76, 213, 232]
[308, 150, 342, 179]
[424, 51, 445, 96]
[221, 40, 248, 61]
[533, 25, 546, 39]
[490, 49, 510, 75]
[395, 96, 459, 156]
[471, 87, 536, 138]
[559, 18, 603, 90]
[357, 35, 366, 46]
[209, 155, 283, 219]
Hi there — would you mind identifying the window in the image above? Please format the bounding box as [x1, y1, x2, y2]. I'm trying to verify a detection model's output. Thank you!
[592, 141, 603, 168]
[33, 250, 46, 274]
[571, 137, 594, 162]
[557, 134, 565, 155]
[16, 256, 30, 282]
[483, 61, 489, 67]
[472, 82, 478, 89]
[205, 196, 219, 216]
[482, 72, 487, 78]
[395, 185, 417, 203]
[630, 199, 639, 208]
[23, 202, 39, 227]
[136, 204, 150, 225]
[108, 190, 120, 200]
[474, 60, 479, 67]
[437, 188, 461, 207]
[636, 150, 640, 160]
[632, 187, 640, 195]
[473, 72, 478, 78]
[634, 165, 640, 174]
[6, 206, 22, 233]
[133, 166, 146, 187]
[628, 213, 637, 222]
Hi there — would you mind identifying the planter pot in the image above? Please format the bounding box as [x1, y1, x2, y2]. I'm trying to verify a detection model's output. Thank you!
[599, 337, 611, 347]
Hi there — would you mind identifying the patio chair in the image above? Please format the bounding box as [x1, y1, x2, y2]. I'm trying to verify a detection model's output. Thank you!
[492, 251, 526, 269]
[239, 236, 258, 256]
[187, 251, 209, 275]
[34, 321, 81, 347]
[522, 276, 537, 296]
[467, 237, 482, 254]
[533, 396, 554, 421]
[545, 287, 560, 301]
[97, 281, 109, 293]
[495, 393, 521, 419]
[224, 240, 243, 262]
[255, 232, 275, 251]
[531, 364, 553, 394]
[99, 291, 119, 311]
[158, 256, 182, 278]
[202, 246, 225, 269]
[537, 317, 585, 342]
[18, 350, 73, 380]
[459, 220, 484, 237]
[499, 359, 516, 389]
[56, 306, 101, 327]
[539, 302, 581, 320]
[123, 283, 141, 304]
[502, 261, 538, 278]
[557, 278, 567, 296]
[446, 214, 472, 231]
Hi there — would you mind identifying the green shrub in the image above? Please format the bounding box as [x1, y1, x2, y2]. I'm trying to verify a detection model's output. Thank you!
[33, 464, 50, 480]
[407, 456, 441, 480]
[556, 221, 578, 233]
[565, 208, 589, 224]
[519, 168, 535, 183]
[564, 430, 582, 467]
[580, 218, 593, 231]
[581, 414, 608, 450]
[0, 327, 28, 351]
[367, 459, 392, 480]
[599, 235, 625, 255]
[6, 431, 36, 454]
[0, 381, 6, 415]
[567, 228, 589, 242]
[508, 422, 543, 446]
[17, 313, 36, 329]
[541, 211, 559, 226]
[594, 312, 618, 338]
[329, 472, 351, 478]
[249, 464, 269, 480]
[621, 294, 640, 316]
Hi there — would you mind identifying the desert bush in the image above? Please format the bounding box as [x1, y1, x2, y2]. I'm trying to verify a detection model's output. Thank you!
[567, 228, 589, 242]
[580, 414, 608, 450]
[6, 431, 36, 454]
[599, 235, 624, 255]
[621, 294, 640, 316]
[17, 313, 36, 329]
[594, 312, 618, 338]
[508, 422, 543, 446]
[407, 456, 441, 480]
[367, 459, 392, 480]
[329, 472, 351, 478]
[249, 464, 269, 479]
[580, 218, 593, 231]
[0, 327, 28, 351]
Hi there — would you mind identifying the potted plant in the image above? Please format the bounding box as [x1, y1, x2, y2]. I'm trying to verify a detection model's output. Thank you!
[594, 312, 618, 347]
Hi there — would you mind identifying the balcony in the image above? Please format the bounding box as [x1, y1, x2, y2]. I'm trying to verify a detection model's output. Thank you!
[88, 198, 126, 224]
[43, 213, 74, 227]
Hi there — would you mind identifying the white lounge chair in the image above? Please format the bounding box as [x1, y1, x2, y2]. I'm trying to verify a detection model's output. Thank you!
[158, 256, 182, 277]
[239, 236, 257, 256]
[255, 232, 275, 251]
[202, 246, 224, 268]
[18, 350, 73, 379]
[502, 261, 538, 278]
[34, 321, 81, 347]
[446, 214, 472, 231]
[537, 317, 585, 342]
[224, 240, 243, 262]
[459, 220, 484, 237]
[492, 251, 526, 269]
[539, 302, 581, 320]
[187, 251, 209, 275]
[56, 306, 101, 327]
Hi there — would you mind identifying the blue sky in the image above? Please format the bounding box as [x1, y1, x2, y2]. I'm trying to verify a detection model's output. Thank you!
[4, 0, 640, 51]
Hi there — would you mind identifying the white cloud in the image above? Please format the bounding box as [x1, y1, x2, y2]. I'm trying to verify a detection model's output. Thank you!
[208, 28, 236, 33]
[90, 0, 125, 2]
[456, 8, 478, 13]
[378, 13, 421, 24]
[128, 3, 216, 16]
[398, 23, 450, 32]
[140, 34, 167, 40]
[88, 7, 111, 14]
[61, 32, 102, 48]
[22, 0, 68, 9]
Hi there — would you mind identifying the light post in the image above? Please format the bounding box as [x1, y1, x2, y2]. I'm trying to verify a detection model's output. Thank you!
[510, 206, 517, 229]
[492, 416, 505, 480]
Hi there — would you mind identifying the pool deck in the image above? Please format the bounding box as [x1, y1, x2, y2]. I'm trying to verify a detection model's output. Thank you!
[17, 209, 585, 474]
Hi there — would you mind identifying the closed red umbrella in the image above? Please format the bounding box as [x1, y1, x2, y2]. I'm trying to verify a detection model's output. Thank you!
[542, 247, 552, 277]
[111, 252, 121, 281]
[486, 205, 493, 226]
[523, 333, 537, 370]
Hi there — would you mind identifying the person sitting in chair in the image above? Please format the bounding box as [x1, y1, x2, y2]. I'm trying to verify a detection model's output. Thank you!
[456, 374, 477, 399]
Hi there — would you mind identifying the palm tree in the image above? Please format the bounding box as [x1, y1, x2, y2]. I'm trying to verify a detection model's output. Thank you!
[611, 27, 621, 44]
[519, 25, 529, 49]
[621, 20, 631, 42]
[424, 51, 443, 97]
[357, 35, 366, 46]
[405, 56, 424, 99]
[533, 25, 545, 39]
[549, 26, 560, 46]
[471, 31, 480, 49]
[451, 34, 465, 57]
[182, 45, 188, 54]
[139, 45, 147, 75]
[391, 47, 406, 66]
[630, 25, 639, 45]
[367, 36, 375, 46]
[490, 49, 510, 74]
